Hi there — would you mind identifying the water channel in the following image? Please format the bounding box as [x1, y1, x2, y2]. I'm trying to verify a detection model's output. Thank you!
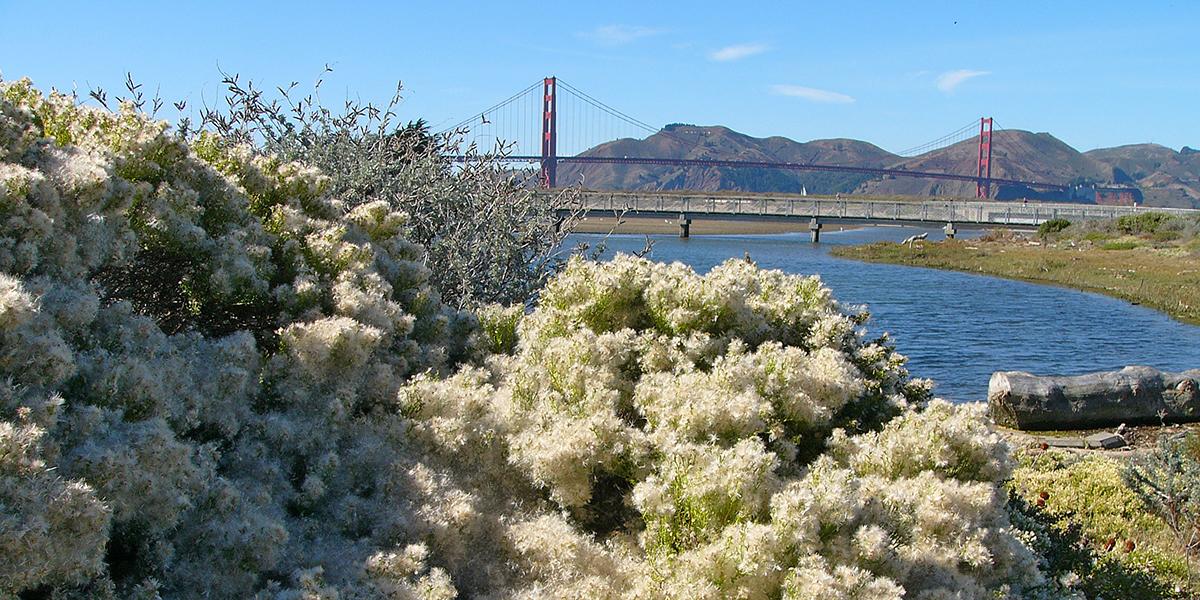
[567, 226, 1200, 401]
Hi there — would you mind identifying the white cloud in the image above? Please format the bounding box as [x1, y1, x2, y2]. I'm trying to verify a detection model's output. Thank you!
[936, 69, 989, 92]
[579, 25, 665, 45]
[710, 43, 767, 62]
[769, 84, 855, 104]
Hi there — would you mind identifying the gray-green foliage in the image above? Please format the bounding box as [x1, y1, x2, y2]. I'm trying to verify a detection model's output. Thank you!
[195, 72, 580, 308]
[1124, 433, 1200, 553]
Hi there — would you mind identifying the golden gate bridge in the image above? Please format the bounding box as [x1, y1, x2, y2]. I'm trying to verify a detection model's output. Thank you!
[443, 77, 1135, 201]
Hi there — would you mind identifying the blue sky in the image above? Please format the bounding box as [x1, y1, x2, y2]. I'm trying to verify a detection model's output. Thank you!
[2, 1, 1196, 154]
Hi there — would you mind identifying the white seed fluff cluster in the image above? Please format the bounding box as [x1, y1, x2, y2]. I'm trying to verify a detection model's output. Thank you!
[1, 79, 1065, 599]
[420, 255, 1050, 599]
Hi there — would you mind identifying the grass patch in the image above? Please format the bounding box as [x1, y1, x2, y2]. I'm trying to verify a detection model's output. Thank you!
[1102, 241, 1140, 251]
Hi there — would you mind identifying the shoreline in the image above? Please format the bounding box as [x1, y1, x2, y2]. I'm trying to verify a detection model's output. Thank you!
[830, 238, 1200, 325]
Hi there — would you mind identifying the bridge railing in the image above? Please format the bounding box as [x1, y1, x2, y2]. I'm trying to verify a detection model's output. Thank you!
[560, 191, 1200, 227]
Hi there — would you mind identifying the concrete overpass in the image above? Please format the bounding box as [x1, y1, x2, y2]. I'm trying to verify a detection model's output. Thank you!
[551, 190, 1200, 241]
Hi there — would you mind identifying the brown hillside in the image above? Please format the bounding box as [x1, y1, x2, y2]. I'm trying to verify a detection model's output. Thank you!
[556, 125, 897, 195]
[859, 130, 1111, 199]
[1085, 144, 1200, 208]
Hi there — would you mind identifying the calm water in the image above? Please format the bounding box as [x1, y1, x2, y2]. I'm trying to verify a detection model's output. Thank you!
[567, 226, 1200, 401]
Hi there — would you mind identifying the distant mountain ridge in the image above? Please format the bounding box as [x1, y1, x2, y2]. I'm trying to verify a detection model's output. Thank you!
[556, 125, 1200, 208]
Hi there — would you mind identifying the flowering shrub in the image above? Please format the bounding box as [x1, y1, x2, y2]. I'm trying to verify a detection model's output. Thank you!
[394, 255, 1062, 599]
[195, 73, 580, 309]
[1, 79, 474, 598]
[2, 78, 1063, 598]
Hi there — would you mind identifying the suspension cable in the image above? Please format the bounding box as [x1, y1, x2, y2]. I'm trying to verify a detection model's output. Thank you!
[438, 80, 542, 135]
[895, 119, 981, 156]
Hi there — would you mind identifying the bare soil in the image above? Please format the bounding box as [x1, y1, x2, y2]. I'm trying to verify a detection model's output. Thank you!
[999, 422, 1200, 457]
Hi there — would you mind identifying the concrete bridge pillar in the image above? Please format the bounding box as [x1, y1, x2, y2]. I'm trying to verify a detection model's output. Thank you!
[678, 214, 692, 238]
[809, 217, 822, 243]
[943, 222, 957, 239]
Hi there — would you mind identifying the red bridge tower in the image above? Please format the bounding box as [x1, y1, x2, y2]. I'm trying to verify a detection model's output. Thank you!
[976, 117, 993, 198]
[540, 77, 558, 189]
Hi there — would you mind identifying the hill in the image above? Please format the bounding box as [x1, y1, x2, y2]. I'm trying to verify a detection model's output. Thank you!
[859, 130, 1112, 200]
[556, 124, 897, 196]
[1084, 144, 1200, 208]
[556, 125, 1197, 207]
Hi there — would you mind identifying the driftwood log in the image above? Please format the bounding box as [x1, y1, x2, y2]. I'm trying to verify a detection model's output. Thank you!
[988, 366, 1200, 430]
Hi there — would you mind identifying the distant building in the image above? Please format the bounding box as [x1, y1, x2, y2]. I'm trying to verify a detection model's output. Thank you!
[1093, 187, 1142, 206]
[1066, 184, 1142, 206]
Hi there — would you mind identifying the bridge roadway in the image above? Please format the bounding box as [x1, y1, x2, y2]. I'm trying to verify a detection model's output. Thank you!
[551, 190, 1200, 240]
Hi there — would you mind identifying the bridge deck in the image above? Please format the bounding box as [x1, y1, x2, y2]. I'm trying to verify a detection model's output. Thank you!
[556, 191, 1200, 228]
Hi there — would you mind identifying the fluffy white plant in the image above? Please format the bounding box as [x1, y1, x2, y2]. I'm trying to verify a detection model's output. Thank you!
[1, 78, 1069, 599]
[0, 79, 479, 598]
[436, 255, 1052, 599]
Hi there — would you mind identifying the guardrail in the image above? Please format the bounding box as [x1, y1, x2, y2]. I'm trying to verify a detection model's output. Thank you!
[559, 191, 1200, 227]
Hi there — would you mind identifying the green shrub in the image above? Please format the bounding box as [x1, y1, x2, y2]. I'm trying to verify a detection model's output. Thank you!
[1117, 212, 1177, 235]
[1125, 433, 1200, 554]
[1007, 492, 1185, 599]
[1153, 230, 1182, 243]
[1038, 218, 1071, 237]
[1102, 241, 1139, 250]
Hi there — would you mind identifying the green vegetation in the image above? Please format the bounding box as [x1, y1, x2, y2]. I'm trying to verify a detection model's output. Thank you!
[1038, 217, 1072, 237]
[193, 72, 579, 309]
[1101, 240, 1140, 250]
[832, 211, 1200, 324]
[1010, 449, 1196, 598]
[1118, 212, 1179, 235]
[1125, 433, 1200, 560]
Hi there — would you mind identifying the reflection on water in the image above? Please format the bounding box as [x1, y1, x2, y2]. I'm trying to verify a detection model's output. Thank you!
[566, 226, 1200, 401]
